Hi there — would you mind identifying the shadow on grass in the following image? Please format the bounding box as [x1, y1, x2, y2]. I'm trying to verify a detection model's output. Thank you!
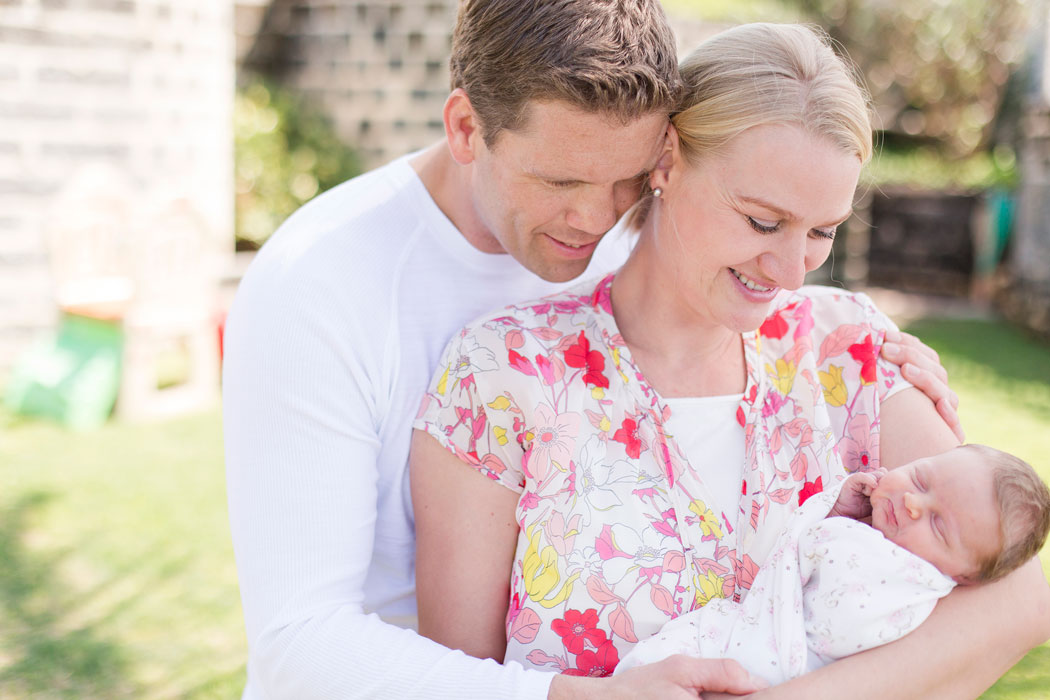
[0, 491, 138, 698]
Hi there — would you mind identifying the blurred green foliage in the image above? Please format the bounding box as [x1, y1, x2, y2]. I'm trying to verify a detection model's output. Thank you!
[787, 0, 1031, 157]
[864, 143, 1019, 192]
[669, 0, 1031, 189]
[234, 78, 362, 248]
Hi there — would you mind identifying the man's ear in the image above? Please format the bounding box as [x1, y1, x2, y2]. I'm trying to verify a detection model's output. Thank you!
[444, 88, 481, 165]
[648, 122, 679, 192]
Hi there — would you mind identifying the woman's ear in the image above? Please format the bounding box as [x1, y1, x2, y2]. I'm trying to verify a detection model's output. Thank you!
[444, 88, 481, 165]
[648, 122, 679, 192]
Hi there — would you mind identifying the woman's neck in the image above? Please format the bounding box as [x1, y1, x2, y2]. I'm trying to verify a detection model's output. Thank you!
[611, 237, 746, 398]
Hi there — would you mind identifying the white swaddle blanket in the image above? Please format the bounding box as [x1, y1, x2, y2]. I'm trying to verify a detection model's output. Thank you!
[616, 481, 956, 685]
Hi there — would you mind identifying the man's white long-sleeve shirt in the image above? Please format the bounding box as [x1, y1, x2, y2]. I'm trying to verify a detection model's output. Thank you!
[223, 154, 629, 699]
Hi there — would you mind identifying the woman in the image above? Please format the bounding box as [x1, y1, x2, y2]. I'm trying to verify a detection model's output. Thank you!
[411, 22, 1049, 697]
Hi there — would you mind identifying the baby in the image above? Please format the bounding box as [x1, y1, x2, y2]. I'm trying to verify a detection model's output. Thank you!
[616, 444, 1050, 685]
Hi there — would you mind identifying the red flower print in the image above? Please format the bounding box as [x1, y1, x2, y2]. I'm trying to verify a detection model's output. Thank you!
[612, 417, 642, 458]
[564, 639, 620, 677]
[508, 349, 537, 376]
[564, 331, 609, 389]
[759, 312, 789, 340]
[798, 476, 823, 505]
[551, 609, 607, 655]
[848, 334, 878, 385]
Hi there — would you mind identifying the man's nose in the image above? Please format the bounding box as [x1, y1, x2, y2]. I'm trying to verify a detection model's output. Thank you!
[566, 188, 618, 236]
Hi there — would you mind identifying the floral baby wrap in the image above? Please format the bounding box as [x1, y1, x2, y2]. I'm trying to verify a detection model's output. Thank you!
[415, 274, 909, 675]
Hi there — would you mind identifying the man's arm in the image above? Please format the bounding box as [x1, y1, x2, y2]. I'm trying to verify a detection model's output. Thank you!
[222, 269, 553, 700]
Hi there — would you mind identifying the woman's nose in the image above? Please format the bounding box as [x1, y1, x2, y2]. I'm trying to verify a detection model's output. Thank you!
[903, 491, 923, 520]
[761, 233, 809, 290]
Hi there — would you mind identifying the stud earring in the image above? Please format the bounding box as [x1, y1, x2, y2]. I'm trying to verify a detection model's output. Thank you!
[652, 187, 663, 198]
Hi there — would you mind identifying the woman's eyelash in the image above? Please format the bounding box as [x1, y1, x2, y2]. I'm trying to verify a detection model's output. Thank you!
[813, 228, 837, 241]
[746, 216, 779, 233]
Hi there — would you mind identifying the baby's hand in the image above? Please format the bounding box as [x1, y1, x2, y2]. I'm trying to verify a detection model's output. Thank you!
[828, 468, 887, 521]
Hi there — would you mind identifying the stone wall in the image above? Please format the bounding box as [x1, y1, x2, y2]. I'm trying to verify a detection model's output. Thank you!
[238, 0, 724, 169]
[0, 0, 234, 378]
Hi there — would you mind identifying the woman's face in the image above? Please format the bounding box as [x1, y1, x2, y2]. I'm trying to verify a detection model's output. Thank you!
[652, 123, 863, 333]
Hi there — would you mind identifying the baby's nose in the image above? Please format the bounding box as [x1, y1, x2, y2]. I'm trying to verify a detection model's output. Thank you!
[903, 492, 923, 520]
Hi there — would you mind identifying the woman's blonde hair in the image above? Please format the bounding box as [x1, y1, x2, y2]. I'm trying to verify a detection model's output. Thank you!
[672, 23, 873, 166]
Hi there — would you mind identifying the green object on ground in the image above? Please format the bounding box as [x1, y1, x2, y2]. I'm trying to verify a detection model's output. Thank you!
[4, 313, 123, 431]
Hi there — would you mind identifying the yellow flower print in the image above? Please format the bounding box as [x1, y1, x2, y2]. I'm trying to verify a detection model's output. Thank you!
[611, 347, 630, 385]
[487, 396, 511, 411]
[598, 415, 611, 432]
[765, 358, 797, 396]
[493, 425, 509, 446]
[818, 364, 848, 407]
[522, 524, 580, 609]
[694, 569, 726, 607]
[688, 500, 724, 539]
[436, 365, 450, 396]
[591, 386, 605, 400]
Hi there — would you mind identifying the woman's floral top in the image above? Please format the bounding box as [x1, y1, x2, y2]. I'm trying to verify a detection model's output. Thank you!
[415, 274, 910, 676]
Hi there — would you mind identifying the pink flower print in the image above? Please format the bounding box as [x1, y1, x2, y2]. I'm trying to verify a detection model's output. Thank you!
[551, 608, 607, 655]
[838, 413, 880, 472]
[524, 403, 580, 483]
[612, 417, 643, 458]
[564, 639, 620, 677]
[544, 512, 583, 556]
[535, 353, 565, 386]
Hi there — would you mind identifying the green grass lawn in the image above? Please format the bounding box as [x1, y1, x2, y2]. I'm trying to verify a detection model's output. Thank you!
[0, 316, 1047, 698]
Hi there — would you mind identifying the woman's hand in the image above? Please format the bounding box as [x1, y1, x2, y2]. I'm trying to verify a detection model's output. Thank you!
[880, 330, 964, 443]
[549, 656, 768, 700]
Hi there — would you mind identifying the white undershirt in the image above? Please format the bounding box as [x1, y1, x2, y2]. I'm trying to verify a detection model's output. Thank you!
[662, 394, 746, 521]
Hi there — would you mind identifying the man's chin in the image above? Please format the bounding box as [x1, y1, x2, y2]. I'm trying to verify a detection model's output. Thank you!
[530, 258, 595, 284]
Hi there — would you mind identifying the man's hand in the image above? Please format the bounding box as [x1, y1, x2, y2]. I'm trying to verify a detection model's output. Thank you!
[880, 330, 964, 443]
[548, 656, 768, 700]
[828, 469, 886, 521]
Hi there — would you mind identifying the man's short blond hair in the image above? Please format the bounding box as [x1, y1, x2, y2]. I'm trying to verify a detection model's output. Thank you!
[450, 0, 680, 146]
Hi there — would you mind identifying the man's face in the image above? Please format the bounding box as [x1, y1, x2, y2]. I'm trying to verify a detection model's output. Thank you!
[468, 101, 669, 283]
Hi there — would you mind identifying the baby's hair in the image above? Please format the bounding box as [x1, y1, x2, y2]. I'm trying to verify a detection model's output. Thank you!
[964, 444, 1050, 583]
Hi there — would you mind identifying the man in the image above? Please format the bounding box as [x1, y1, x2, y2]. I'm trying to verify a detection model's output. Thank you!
[223, 2, 964, 698]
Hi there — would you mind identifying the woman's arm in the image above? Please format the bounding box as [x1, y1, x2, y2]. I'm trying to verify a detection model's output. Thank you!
[410, 428, 520, 661]
[706, 385, 1050, 699]
[705, 557, 1050, 700]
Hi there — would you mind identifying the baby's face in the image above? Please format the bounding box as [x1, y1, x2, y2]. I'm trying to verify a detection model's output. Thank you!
[869, 447, 1001, 583]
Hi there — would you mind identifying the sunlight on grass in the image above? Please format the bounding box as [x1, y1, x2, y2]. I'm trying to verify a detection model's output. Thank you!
[0, 316, 1047, 698]
[0, 408, 244, 699]
[901, 318, 1050, 700]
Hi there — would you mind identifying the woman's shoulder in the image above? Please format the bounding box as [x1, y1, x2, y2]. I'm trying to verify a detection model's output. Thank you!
[768, 285, 889, 329]
[453, 274, 611, 340]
